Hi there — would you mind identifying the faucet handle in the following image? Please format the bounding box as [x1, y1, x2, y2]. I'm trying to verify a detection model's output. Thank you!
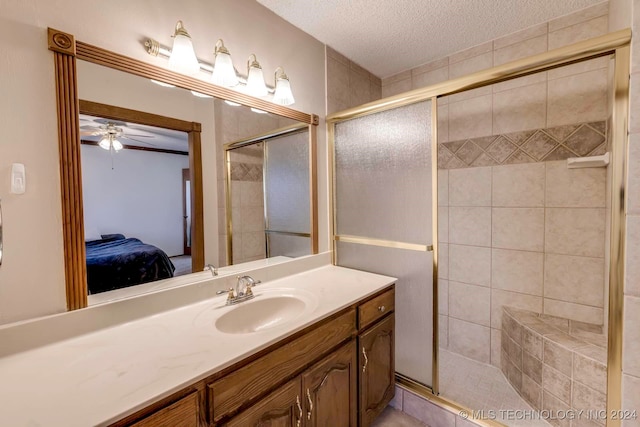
[226, 287, 235, 303]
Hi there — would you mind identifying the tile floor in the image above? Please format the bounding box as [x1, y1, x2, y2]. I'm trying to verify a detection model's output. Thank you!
[372, 407, 427, 427]
[439, 348, 551, 427]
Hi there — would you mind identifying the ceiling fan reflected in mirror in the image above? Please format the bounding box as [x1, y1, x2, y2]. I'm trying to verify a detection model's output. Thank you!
[80, 118, 158, 152]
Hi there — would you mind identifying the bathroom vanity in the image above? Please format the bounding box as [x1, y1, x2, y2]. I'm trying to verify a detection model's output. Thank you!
[0, 265, 395, 427]
[118, 286, 395, 427]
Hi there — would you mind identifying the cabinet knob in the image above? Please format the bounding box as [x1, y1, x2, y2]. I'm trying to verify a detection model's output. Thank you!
[378, 305, 385, 312]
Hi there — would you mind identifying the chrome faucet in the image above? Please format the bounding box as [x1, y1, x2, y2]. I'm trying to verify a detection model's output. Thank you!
[205, 263, 218, 277]
[225, 275, 261, 305]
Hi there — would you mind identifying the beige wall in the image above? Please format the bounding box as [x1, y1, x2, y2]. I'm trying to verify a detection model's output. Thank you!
[0, 0, 327, 325]
[326, 46, 382, 114]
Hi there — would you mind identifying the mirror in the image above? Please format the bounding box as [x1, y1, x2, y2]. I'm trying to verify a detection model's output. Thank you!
[68, 53, 316, 305]
[224, 121, 312, 265]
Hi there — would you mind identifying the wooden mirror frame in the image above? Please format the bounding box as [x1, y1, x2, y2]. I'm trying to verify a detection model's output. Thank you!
[48, 28, 319, 310]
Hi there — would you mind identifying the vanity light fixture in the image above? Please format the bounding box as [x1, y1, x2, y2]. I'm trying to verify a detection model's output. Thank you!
[168, 21, 200, 76]
[246, 54, 268, 97]
[212, 39, 239, 87]
[144, 28, 296, 105]
[273, 67, 295, 106]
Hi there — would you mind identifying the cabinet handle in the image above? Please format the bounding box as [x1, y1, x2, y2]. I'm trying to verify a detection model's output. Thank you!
[306, 388, 313, 420]
[296, 395, 302, 427]
[378, 305, 385, 312]
[362, 347, 368, 373]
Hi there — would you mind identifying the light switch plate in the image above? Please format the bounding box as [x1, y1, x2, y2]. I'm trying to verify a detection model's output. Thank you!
[11, 163, 26, 194]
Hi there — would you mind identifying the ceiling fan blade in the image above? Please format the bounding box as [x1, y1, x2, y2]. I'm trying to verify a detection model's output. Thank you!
[80, 130, 104, 136]
[123, 133, 154, 138]
[123, 136, 158, 147]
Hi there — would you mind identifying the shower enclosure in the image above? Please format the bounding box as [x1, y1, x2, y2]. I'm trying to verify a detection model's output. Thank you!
[225, 125, 312, 265]
[328, 30, 630, 427]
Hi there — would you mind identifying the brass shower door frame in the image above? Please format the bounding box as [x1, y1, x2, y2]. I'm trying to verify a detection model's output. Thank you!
[224, 123, 316, 265]
[327, 29, 631, 427]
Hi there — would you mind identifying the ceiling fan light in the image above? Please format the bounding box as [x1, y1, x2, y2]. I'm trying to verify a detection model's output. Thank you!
[168, 21, 200, 76]
[98, 137, 111, 150]
[250, 108, 268, 114]
[246, 55, 268, 97]
[190, 90, 212, 98]
[112, 139, 124, 151]
[150, 79, 176, 88]
[212, 39, 238, 87]
[224, 100, 241, 107]
[273, 70, 295, 106]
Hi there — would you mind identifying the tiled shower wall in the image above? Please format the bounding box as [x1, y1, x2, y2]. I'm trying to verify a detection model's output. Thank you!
[326, 46, 382, 114]
[438, 160, 607, 367]
[383, 2, 613, 368]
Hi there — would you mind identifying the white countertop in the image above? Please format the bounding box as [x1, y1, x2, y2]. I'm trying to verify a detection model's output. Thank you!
[0, 265, 395, 427]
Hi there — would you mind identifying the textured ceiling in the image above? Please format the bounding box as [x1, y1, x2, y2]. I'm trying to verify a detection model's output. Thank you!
[257, 0, 605, 78]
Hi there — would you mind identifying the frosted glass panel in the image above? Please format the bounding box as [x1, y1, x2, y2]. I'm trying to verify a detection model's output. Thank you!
[268, 234, 311, 258]
[334, 101, 432, 244]
[265, 131, 310, 233]
[337, 242, 433, 386]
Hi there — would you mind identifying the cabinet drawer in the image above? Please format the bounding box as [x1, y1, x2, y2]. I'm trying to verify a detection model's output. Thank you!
[129, 392, 199, 427]
[209, 309, 356, 423]
[358, 288, 394, 330]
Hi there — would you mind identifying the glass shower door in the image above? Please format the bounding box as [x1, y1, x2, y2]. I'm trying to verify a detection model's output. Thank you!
[333, 101, 434, 386]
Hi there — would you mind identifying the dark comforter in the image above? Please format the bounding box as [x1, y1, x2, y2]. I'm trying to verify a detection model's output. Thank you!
[86, 235, 175, 294]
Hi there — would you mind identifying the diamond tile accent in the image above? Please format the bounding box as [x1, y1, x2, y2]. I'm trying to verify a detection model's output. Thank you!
[471, 152, 496, 167]
[504, 130, 536, 146]
[438, 121, 606, 169]
[456, 141, 483, 164]
[486, 136, 517, 163]
[521, 131, 557, 160]
[230, 162, 263, 181]
[504, 150, 535, 165]
[589, 121, 606, 135]
[563, 124, 606, 156]
[443, 140, 466, 153]
[543, 145, 577, 161]
[472, 135, 498, 150]
[544, 124, 580, 142]
[438, 145, 455, 165]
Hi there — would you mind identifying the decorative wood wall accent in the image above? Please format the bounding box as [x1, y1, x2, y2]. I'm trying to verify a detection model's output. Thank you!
[49, 28, 87, 310]
[79, 99, 205, 273]
[75, 41, 316, 126]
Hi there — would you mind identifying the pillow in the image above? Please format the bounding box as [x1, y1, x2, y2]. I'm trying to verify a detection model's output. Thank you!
[84, 224, 102, 242]
[100, 233, 126, 242]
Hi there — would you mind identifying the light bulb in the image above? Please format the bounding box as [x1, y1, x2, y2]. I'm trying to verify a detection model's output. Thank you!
[211, 40, 238, 87]
[98, 137, 111, 150]
[274, 76, 295, 106]
[168, 21, 200, 76]
[246, 55, 268, 97]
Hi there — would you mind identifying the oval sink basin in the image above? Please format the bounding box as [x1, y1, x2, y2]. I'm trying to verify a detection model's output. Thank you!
[215, 295, 309, 334]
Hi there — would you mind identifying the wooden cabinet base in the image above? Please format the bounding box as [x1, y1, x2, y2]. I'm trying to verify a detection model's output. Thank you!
[110, 285, 395, 427]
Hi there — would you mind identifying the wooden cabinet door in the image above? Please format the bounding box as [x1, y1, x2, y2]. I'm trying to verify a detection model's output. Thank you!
[301, 340, 357, 427]
[358, 315, 395, 427]
[225, 378, 303, 427]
